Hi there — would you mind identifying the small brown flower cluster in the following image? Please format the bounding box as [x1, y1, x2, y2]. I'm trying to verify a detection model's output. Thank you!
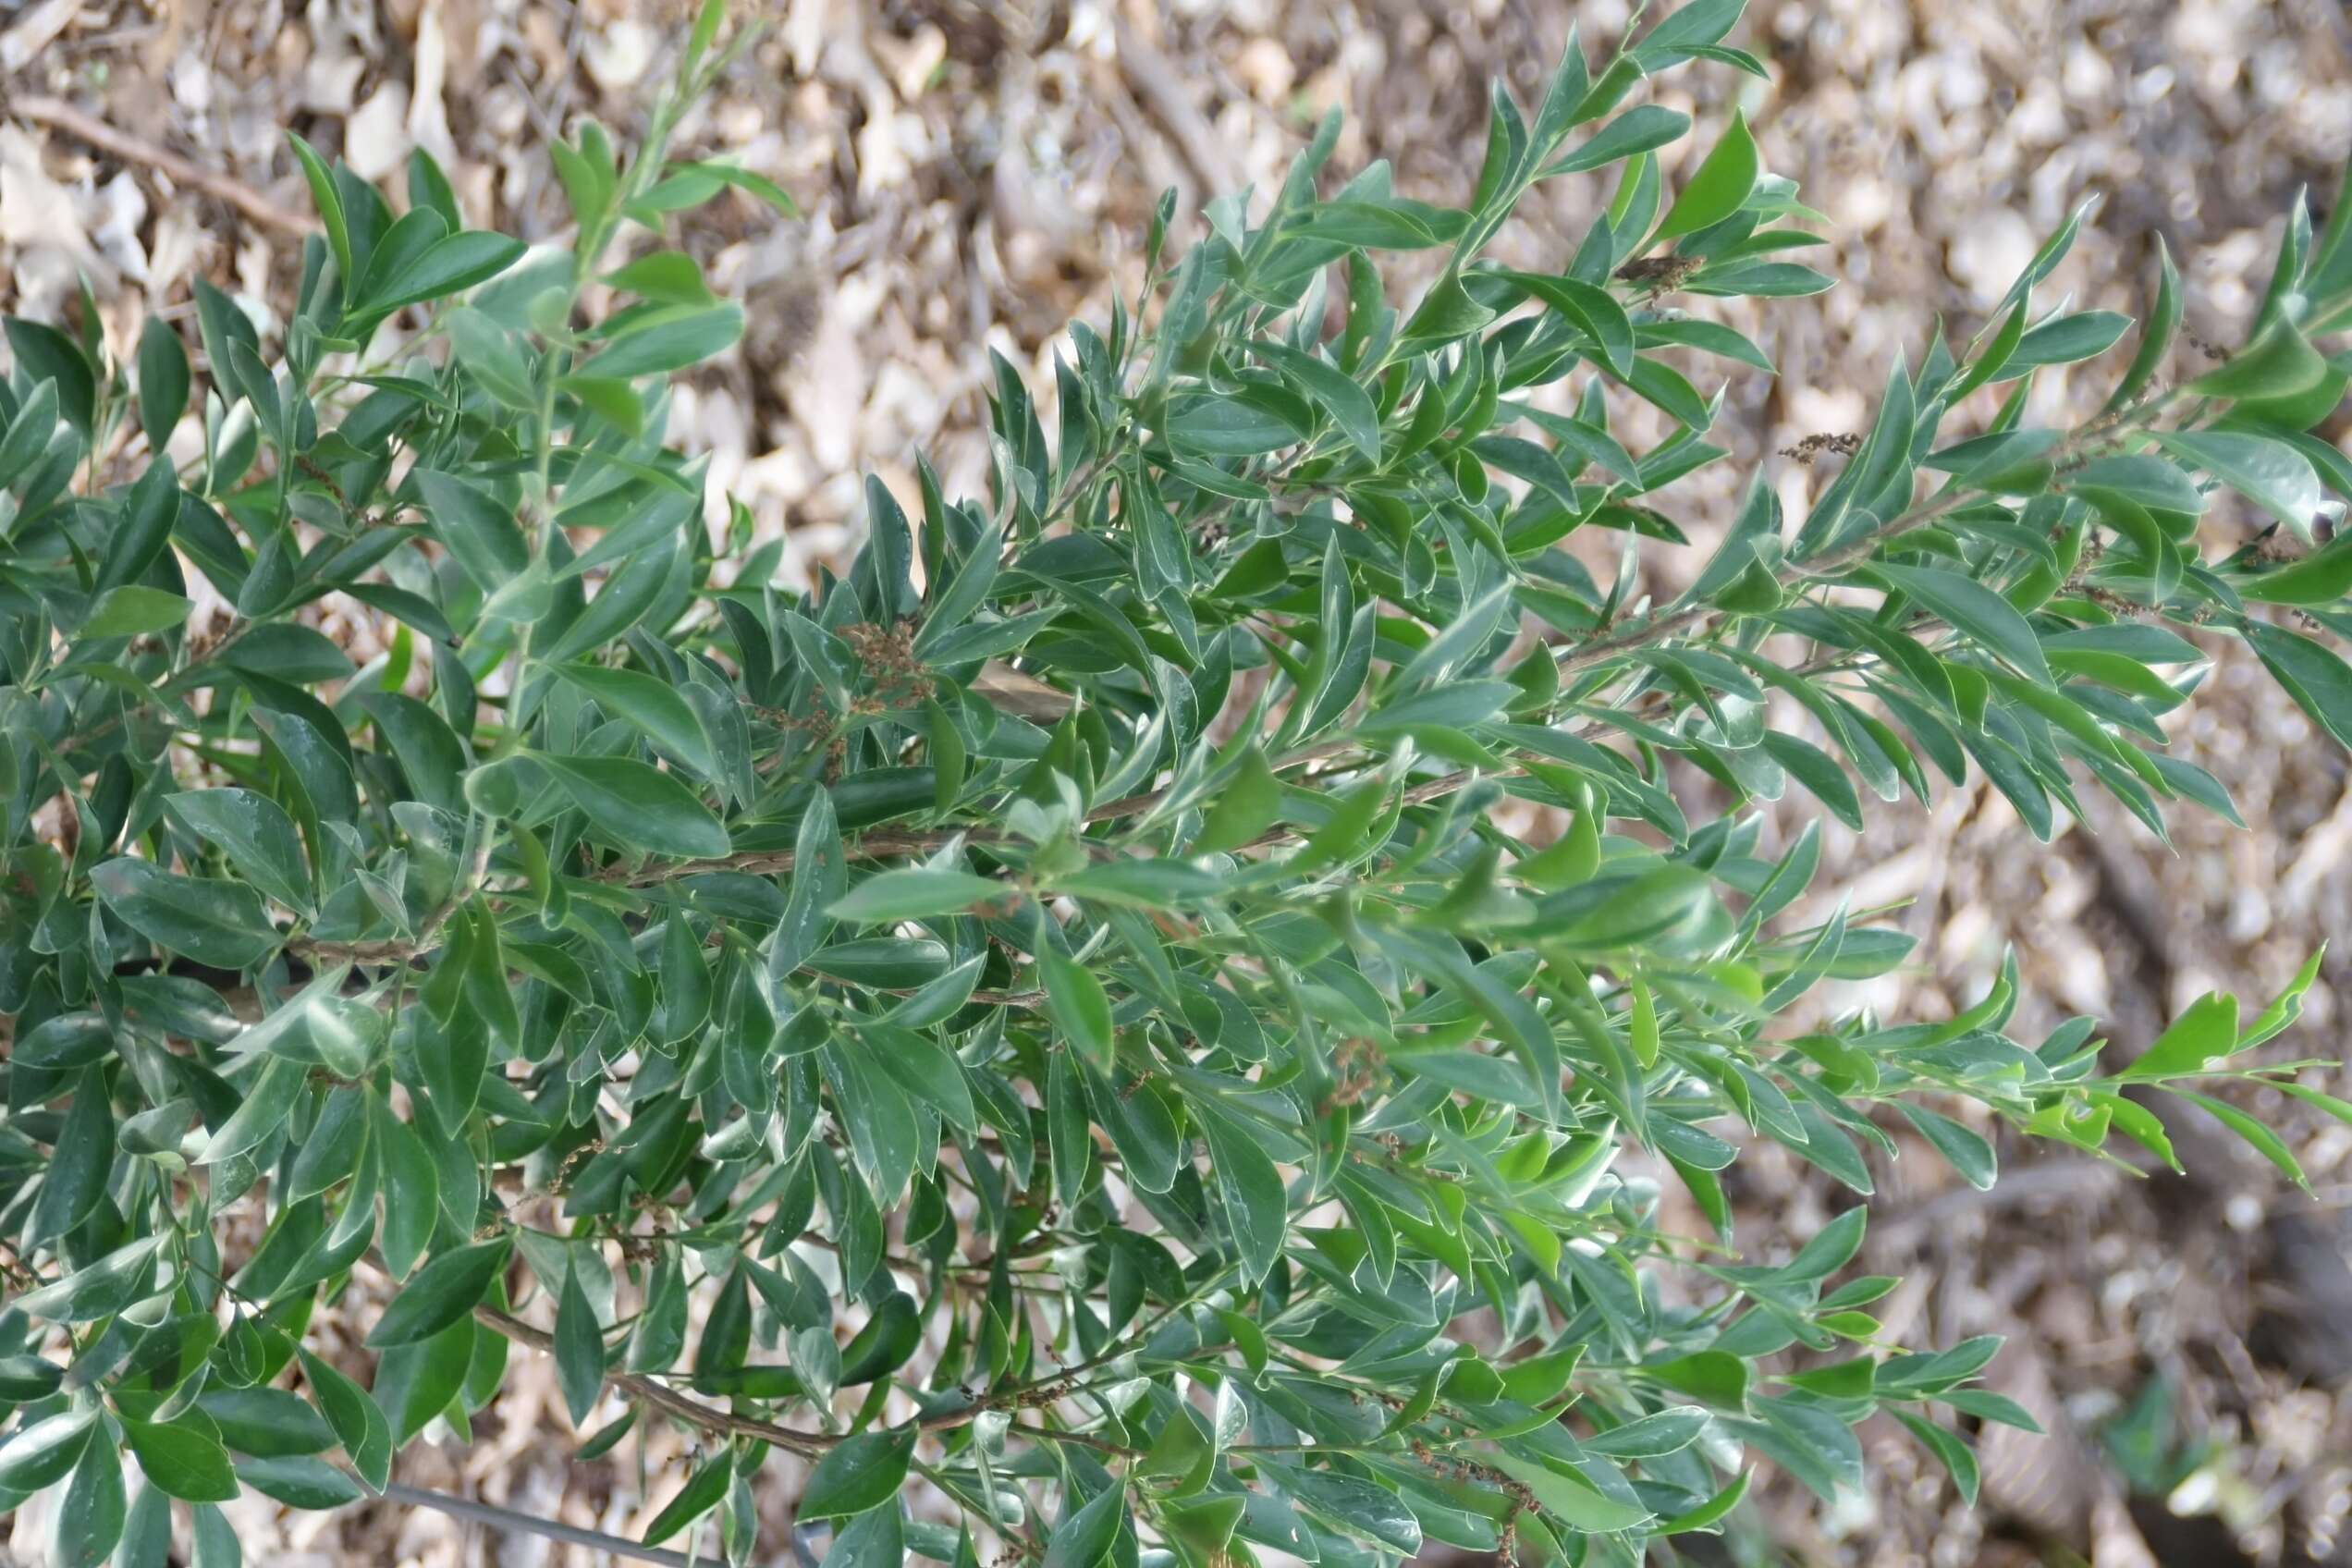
[184, 623, 228, 664]
[1003, 1374, 1084, 1411]
[1614, 254, 1701, 297]
[1780, 432, 1862, 465]
[1410, 1442, 1537, 1509]
[1319, 1037, 1385, 1113]
[550, 1135, 606, 1194]
[841, 619, 937, 708]
[0, 1238, 43, 1292]
[2076, 407, 2133, 443]
[754, 699, 839, 745]
[2082, 584, 2157, 619]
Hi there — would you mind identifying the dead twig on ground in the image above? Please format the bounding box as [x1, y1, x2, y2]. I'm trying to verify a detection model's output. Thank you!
[9, 93, 318, 238]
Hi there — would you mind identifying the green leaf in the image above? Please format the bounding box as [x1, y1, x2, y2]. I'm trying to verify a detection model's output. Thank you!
[374, 1099, 441, 1279]
[2170, 1089, 2309, 1192]
[2187, 316, 2329, 402]
[2106, 236, 2182, 413]
[674, 158, 799, 214]
[298, 1348, 394, 1493]
[1482, 1450, 1653, 1533]
[4, 318, 95, 435]
[1400, 274, 1498, 347]
[52, 1436, 127, 1567]
[1871, 563, 2052, 684]
[287, 132, 354, 290]
[30, 1070, 113, 1244]
[1760, 732, 1863, 831]
[13, 1235, 166, 1322]
[2119, 991, 2240, 1081]
[138, 316, 190, 452]
[0, 377, 62, 490]
[2156, 430, 2322, 540]
[1044, 1481, 1129, 1568]
[553, 661, 718, 777]
[0, 1408, 99, 1490]
[643, 1452, 733, 1544]
[92, 858, 279, 969]
[1193, 747, 1282, 855]
[2243, 620, 2352, 748]
[1660, 1469, 1751, 1535]
[195, 1055, 306, 1167]
[190, 1503, 240, 1568]
[535, 753, 731, 859]
[606, 250, 716, 306]
[1547, 104, 1691, 175]
[366, 1236, 513, 1347]
[1287, 197, 1464, 250]
[15, 1014, 114, 1071]
[830, 868, 1004, 924]
[1892, 1412, 1981, 1508]
[412, 468, 531, 591]
[1584, 1405, 1709, 1459]
[124, 1418, 239, 1503]
[165, 789, 312, 914]
[556, 1266, 607, 1427]
[1952, 300, 2027, 400]
[235, 1454, 365, 1511]
[1654, 110, 1758, 239]
[1198, 1104, 1288, 1285]
[800, 1429, 915, 1520]
[82, 584, 190, 638]
[1495, 270, 1636, 377]
[369, 231, 527, 311]
[1897, 1104, 1997, 1190]
[583, 302, 745, 379]
[2004, 310, 2131, 371]
[2239, 535, 2352, 605]
[1042, 944, 1116, 1072]
[1255, 341, 1381, 463]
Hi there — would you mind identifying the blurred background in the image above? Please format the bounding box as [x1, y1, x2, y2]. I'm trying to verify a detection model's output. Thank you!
[6, 0, 2352, 1562]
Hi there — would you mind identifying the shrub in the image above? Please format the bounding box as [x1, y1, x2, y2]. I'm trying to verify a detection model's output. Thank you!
[2, 3, 2348, 1562]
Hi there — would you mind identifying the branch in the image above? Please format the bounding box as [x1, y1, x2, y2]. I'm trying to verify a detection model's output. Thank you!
[472, 1272, 1215, 1463]
[377, 1481, 696, 1568]
[10, 95, 320, 238]
[474, 1303, 828, 1455]
[1553, 467, 1988, 678]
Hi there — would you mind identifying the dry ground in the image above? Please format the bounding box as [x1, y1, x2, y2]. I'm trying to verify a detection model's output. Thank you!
[5, 0, 2352, 1562]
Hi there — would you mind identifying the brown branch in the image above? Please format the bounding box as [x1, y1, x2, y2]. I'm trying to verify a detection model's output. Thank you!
[377, 1482, 695, 1568]
[1552, 476, 1984, 679]
[11, 94, 320, 238]
[475, 1303, 830, 1455]
[593, 830, 951, 888]
[292, 903, 461, 964]
[473, 1300, 1140, 1454]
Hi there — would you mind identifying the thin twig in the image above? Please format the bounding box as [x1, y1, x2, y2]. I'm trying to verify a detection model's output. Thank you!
[473, 1279, 1189, 1460]
[1871, 1159, 2124, 1250]
[475, 1304, 827, 1456]
[379, 1482, 695, 1568]
[11, 94, 319, 238]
